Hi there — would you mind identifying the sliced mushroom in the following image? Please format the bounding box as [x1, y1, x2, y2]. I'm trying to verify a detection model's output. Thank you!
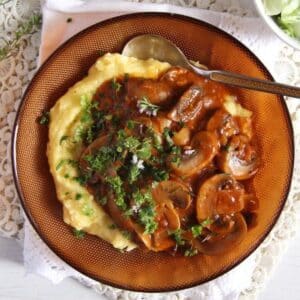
[206, 109, 239, 145]
[160, 66, 198, 87]
[235, 116, 253, 140]
[196, 174, 245, 222]
[168, 85, 204, 123]
[218, 135, 259, 180]
[154, 180, 192, 210]
[192, 213, 247, 255]
[172, 126, 191, 146]
[126, 78, 173, 105]
[146, 180, 191, 251]
[170, 131, 219, 177]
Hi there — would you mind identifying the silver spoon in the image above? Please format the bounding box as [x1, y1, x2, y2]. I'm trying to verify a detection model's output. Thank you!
[122, 34, 300, 98]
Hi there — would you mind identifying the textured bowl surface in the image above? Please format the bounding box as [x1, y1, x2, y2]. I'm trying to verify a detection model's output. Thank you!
[12, 13, 294, 292]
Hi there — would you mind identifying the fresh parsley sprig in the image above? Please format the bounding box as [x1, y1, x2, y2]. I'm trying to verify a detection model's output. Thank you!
[137, 96, 160, 116]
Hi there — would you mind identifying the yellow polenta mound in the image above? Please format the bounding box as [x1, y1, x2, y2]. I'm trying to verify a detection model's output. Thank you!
[47, 53, 170, 250]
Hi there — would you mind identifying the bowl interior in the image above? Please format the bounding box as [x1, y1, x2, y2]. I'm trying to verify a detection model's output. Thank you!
[13, 13, 294, 292]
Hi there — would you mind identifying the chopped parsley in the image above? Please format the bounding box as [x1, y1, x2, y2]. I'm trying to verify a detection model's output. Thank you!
[105, 176, 127, 211]
[84, 146, 116, 172]
[73, 228, 85, 239]
[126, 119, 136, 130]
[82, 204, 94, 216]
[132, 189, 152, 206]
[136, 138, 152, 160]
[170, 145, 182, 166]
[169, 229, 185, 246]
[75, 193, 82, 200]
[191, 225, 203, 237]
[108, 223, 117, 229]
[38, 110, 50, 125]
[163, 127, 174, 148]
[73, 172, 92, 186]
[132, 189, 157, 234]
[111, 78, 122, 93]
[56, 159, 78, 171]
[138, 204, 157, 234]
[191, 218, 212, 237]
[184, 248, 198, 257]
[121, 230, 132, 240]
[96, 196, 107, 206]
[151, 167, 169, 182]
[128, 164, 141, 184]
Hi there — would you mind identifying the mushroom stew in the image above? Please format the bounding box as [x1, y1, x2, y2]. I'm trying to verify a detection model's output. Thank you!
[76, 66, 259, 256]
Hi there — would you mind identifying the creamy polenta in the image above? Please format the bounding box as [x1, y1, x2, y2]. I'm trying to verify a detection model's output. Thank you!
[47, 53, 170, 250]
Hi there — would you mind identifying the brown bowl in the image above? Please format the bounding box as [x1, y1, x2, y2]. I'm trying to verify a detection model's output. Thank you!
[12, 13, 294, 292]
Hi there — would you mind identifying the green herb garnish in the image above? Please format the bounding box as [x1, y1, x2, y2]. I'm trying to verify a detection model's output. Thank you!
[56, 159, 78, 171]
[96, 196, 108, 206]
[191, 225, 203, 237]
[75, 193, 82, 200]
[163, 127, 174, 149]
[151, 168, 169, 182]
[84, 146, 116, 172]
[184, 248, 198, 257]
[82, 204, 94, 216]
[73, 172, 92, 186]
[128, 164, 141, 184]
[137, 96, 160, 116]
[73, 228, 85, 239]
[169, 229, 185, 246]
[38, 110, 50, 125]
[105, 176, 127, 211]
[108, 223, 117, 229]
[138, 204, 157, 234]
[111, 78, 122, 93]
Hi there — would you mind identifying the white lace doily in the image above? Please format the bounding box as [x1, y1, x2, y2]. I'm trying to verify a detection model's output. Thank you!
[1, 0, 300, 299]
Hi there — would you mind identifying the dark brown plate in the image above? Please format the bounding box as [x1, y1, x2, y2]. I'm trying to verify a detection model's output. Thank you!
[12, 13, 294, 292]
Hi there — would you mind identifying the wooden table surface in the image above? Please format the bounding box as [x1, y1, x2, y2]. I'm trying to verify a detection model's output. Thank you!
[0, 234, 300, 300]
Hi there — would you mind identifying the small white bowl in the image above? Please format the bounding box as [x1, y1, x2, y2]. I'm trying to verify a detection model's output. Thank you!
[254, 0, 300, 50]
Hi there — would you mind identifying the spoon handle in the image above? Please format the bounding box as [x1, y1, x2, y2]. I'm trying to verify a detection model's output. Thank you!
[208, 70, 300, 98]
